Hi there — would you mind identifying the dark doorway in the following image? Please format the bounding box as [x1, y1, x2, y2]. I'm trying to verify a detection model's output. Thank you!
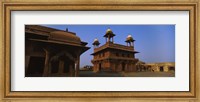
[51, 61, 59, 73]
[160, 66, 164, 72]
[169, 67, 175, 71]
[26, 57, 45, 76]
[64, 59, 74, 73]
[122, 62, 125, 71]
[99, 63, 102, 71]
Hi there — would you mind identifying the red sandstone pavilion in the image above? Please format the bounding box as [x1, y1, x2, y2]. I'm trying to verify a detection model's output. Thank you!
[25, 25, 90, 77]
[91, 29, 139, 72]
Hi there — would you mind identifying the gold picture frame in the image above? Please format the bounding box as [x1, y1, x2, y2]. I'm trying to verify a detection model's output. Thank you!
[0, 0, 199, 101]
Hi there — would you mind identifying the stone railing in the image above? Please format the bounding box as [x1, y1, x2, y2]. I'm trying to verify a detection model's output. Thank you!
[94, 42, 134, 53]
[92, 56, 139, 62]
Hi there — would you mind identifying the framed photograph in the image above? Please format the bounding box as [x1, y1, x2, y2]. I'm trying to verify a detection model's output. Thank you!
[0, 0, 199, 101]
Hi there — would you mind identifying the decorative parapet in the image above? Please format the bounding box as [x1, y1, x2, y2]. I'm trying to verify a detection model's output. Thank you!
[91, 56, 139, 62]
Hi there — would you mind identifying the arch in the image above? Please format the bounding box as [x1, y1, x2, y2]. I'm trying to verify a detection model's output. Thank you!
[122, 62, 126, 71]
[50, 51, 75, 62]
[99, 63, 102, 71]
[49, 51, 76, 75]
[169, 66, 175, 71]
[160, 66, 164, 72]
[51, 60, 59, 73]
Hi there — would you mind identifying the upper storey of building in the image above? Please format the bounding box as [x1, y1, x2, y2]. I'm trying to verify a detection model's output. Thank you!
[91, 28, 139, 55]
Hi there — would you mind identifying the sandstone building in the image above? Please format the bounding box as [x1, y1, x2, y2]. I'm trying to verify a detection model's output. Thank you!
[136, 62, 175, 72]
[91, 29, 139, 72]
[25, 25, 90, 77]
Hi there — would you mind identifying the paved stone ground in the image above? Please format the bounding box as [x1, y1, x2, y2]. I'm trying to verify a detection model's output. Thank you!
[79, 71, 175, 77]
[79, 71, 123, 77]
[122, 71, 175, 77]
[26, 71, 175, 77]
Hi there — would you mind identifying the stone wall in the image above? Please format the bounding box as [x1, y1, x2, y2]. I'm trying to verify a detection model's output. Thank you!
[136, 62, 175, 72]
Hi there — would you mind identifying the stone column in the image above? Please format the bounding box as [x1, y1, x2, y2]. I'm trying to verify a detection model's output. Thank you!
[108, 37, 110, 42]
[43, 49, 50, 77]
[94, 63, 97, 72]
[125, 63, 128, 71]
[75, 57, 80, 77]
[58, 60, 65, 74]
[25, 56, 30, 74]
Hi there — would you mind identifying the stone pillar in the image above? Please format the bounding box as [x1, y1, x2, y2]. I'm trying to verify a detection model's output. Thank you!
[58, 60, 65, 74]
[126, 63, 128, 71]
[43, 49, 50, 77]
[164, 66, 169, 72]
[25, 56, 30, 74]
[75, 57, 80, 77]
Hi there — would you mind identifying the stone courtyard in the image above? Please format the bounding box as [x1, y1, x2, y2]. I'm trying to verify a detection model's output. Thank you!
[79, 70, 175, 77]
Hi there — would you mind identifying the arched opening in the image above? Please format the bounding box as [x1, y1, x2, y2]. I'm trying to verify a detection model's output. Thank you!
[64, 58, 75, 73]
[160, 66, 164, 72]
[144, 67, 147, 71]
[51, 60, 59, 73]
[122, 62, 126, 71]
[50, 51, 76, 75]
[99, 63, 102, 71]
[169, 67, 175, 71]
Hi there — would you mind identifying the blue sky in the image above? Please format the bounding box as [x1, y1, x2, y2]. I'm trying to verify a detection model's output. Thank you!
[43, 25, 175, 67]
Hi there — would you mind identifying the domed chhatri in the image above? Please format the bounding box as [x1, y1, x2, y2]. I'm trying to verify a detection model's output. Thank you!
[125, 34, 135, 46]
[104, 28, 116, 43]
[92, 38, 100, 46]
[104, 28, 116, 37]
[106, 28, 113, 34]
[125, 34, 135, 42]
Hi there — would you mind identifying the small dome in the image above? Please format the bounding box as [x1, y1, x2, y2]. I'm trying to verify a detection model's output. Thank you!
[49, 31, 81, 44]
[93, 38, 99, 42]
[106, 28, 113, 34]
[125, 34, 134, 42]
[93, 38, 100, 45]
[104, 28, 115, 37]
